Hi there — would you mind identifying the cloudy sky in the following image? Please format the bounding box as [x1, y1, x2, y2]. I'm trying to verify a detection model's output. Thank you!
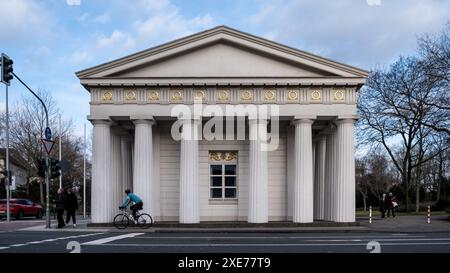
[0, 0, 449, 137]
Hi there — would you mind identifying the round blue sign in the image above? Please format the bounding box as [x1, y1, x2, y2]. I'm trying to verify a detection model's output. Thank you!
[45, 127, 52, 140]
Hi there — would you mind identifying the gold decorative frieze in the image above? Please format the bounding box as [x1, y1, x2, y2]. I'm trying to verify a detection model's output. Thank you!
[209, 151, 237, 162]
[217, 90, 229, 101]
[264, 90, 276, 101]
[93, 87, 355, 105]
[171, 90, 183, 101]
[287, 90, 298, 101]
[311, 89, 321, 100]
[124, 90, 136, 101]
[333, 89, 345, 101]
[102, 91, 113, 101]
[240, 90, 253, 101]
[148, 90, 159, 101]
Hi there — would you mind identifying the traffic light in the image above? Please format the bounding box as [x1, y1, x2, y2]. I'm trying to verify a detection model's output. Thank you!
[37, 159, 46, 178]
[1, 53, 13, 86]
[50, 159, 61, 179]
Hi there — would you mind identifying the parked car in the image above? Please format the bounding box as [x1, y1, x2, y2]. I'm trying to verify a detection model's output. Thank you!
[0, 199, 43, 220]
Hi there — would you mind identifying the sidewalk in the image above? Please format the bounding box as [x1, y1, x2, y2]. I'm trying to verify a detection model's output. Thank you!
[359, 214, 450, 233]
[16, 215, 450, 233]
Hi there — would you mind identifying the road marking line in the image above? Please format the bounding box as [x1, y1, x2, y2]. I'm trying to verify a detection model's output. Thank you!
[135, 235, 425, 240]
[0, 246, 10, 250]
[309, 238, 450, 242]
[1, 233, 104, 249]
[82, 233, 144, 245]
[96, 242, 450, 247]
[9, 243, 27, 247]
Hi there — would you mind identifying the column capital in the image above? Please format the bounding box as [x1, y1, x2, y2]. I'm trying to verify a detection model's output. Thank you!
[89, 118, 112, 126]
[132, 118, 156, 126]
[336, 118, 356, 125]
[291, 119, 314, 126]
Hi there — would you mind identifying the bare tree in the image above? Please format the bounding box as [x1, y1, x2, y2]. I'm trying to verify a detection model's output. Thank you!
[1, 90, 79, 204]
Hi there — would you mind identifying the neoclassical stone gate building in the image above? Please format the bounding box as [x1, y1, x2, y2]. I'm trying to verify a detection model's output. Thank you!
[76, 26, 368, 224]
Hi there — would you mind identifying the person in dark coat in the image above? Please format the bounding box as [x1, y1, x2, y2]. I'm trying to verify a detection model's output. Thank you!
[56, 188, 66, 228]
[385, 192, 397, 218]
[379, 193, 386, 218]
[65, 188, 78, 227]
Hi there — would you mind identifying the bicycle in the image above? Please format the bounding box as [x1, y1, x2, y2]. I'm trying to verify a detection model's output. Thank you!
[113, 207, 153, 229]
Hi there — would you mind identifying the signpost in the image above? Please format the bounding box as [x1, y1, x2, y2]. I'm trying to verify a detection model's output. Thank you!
[45, 127, 52, 140]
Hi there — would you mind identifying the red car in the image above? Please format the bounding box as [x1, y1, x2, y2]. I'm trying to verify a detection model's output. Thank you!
[0, 199, 43, 220]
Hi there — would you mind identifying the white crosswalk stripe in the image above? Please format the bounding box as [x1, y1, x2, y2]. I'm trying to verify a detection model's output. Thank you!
[82, 233, 144, 245]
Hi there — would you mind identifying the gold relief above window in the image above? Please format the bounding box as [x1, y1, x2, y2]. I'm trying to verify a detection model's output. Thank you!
[148, 90, 159, 101]
[102, 91, 113, 101]
[124, 90, 136, 101]
[209, 151, 237, 162]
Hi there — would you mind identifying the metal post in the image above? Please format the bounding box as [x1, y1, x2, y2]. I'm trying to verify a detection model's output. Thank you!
[83, 123, 86, 218]
[59, 114, 62, 189]
[5, 85, 10, 222]
[369, 206, 372, 224]
[427, 205, 431, 224]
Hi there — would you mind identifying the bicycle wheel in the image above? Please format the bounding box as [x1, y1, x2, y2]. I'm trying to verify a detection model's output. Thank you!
[137, 213, 153, 229]
[113, 213, 130, 229]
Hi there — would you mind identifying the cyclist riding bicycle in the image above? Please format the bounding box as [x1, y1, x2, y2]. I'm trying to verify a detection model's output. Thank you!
[119, 189, 143, 222]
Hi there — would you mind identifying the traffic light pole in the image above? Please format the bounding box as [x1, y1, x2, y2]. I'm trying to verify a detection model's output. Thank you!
[11, 72, 51, 228]
[5, 84, 10, 222]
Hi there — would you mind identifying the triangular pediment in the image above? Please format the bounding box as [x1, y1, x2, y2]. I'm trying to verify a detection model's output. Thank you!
[76, 26, 368, 80]
[113, 42, 337, 78]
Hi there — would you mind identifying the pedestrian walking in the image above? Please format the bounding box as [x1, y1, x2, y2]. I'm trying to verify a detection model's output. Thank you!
[56, 188, 66, 228]
[386, 192, 397, 218]
[379, 193, 386, 218]
[65, 188, 78, 228]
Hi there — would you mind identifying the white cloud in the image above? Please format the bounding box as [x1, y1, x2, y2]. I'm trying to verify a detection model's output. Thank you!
[0, 0, 52, 41]
[248, 0, 450, 69]
[96, 30, 136, 51]
[93, 13, 110, 24]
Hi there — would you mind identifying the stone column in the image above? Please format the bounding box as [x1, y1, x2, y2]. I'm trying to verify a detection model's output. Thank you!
[179, 118, 200, 223]
[111, 134, 123, 213]
[133, 119, 154, 216]
[91, 119, 113, 223]
[121, 136, 133, 193]
[324, 129, 337, 221]
[314, 136, 326, 220]
[292, 119, 314, 223]
[248, 118, 268, 223]
[335, 119, 356, 222]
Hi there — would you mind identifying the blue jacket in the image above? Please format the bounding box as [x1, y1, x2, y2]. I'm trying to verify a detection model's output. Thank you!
[121, 193, 143, 207]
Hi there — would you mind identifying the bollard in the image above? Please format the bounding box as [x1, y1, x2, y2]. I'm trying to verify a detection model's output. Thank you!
[427, 205, 431, 224]
[369, 206, 372, 224]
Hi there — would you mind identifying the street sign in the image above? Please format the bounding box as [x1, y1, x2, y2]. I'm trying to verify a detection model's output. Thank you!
[45, 127, 52, 140]
[41, 138, 55, 155]
[10, 176, 15, 191]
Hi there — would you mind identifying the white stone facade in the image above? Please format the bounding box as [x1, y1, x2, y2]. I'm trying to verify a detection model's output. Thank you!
[76, 26, 367, 223]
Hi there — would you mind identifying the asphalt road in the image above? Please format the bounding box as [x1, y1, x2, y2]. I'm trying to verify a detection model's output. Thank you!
[0, 230, 449, 253]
